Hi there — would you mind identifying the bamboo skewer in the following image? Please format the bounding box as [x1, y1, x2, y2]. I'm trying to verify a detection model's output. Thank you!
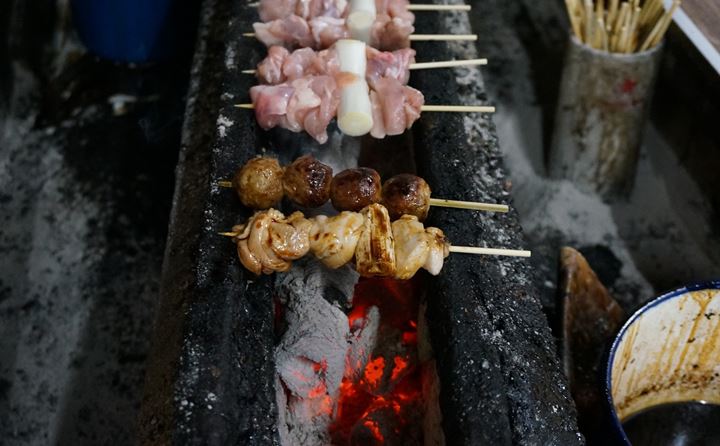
[219, 231, 531, 258]
[242, 32, 477, 41]
[408, 34, 477, 41]
[407, 58, 487, 69]
[448, 246, 532, 258]
[406, 4, 471, 11]
[235, 103, 495, 113]
[217, 180, 510, 213]
[241, 58, 488, 75]
[427, 198, 508, 212]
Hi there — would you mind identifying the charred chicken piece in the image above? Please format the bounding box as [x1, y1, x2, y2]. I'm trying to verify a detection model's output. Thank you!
[391, 215, 430, 279]
[229, 205, 451, 278]
[232, 157, 285, 209]
[309, 211, 365, 268]
[282, 155, 334, 208]
[232, 209, 312, 275]
[381, 173, 431, 221]
[330, 167, 382, 212]
[424, 226, 449, 275]
[355, 203, 396, 277]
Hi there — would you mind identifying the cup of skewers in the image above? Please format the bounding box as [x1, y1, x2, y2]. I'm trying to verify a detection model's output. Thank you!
[549, 0, 680, 200]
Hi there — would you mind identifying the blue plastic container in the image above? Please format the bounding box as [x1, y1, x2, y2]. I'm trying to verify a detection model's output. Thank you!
[71, 0, 187, 63]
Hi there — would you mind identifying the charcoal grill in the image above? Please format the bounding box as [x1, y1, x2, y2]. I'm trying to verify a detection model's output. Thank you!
[138, 0, 582, 444]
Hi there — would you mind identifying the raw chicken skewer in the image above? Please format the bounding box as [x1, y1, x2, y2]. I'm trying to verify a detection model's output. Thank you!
[244, 28, 477, 51]
[251, 0, 471, 49]
[251, 0, 469, 21]
[236, 96, 495, 142]
[238, 40, 493, 142]
[217, 155, 509, 219]
[241, 44, 487, 84]
[220, 203, 530, 278]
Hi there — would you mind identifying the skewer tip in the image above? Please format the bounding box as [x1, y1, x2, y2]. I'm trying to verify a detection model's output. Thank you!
[219, 231, 239, 237]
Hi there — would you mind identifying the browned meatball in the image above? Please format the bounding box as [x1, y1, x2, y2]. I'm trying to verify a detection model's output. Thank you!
[381, 174, 432, 221]
[232, 157, 284, 209]
[330, 168, 382, 212]
[282, 155, 333, 208]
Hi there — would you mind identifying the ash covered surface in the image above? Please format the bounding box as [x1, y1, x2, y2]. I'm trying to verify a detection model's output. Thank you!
[0, 4, 194, 446]
[139, 0, 281, 445]
[472, 0, 720, 317]
[409, 2, 583, 445]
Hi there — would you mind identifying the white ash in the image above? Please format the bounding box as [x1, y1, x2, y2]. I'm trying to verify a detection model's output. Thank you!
[274, 259, 360, 446]
[216, 114, 234, 138]
[275, 258, 359, 308]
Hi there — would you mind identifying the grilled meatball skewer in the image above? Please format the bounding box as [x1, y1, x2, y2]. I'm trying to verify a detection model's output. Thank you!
[220, 155, 509, 219]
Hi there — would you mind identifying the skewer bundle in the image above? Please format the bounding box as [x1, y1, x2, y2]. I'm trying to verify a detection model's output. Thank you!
[564, 0, 681, 53]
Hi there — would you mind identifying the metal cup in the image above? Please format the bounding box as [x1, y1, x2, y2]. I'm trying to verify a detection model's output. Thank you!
[606, 282, 720, 444]
[549, 36, 663, 200]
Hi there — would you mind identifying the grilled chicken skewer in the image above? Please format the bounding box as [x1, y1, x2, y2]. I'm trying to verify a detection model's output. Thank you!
[221, 204, 530, 278]
[218, 155, 509, 220]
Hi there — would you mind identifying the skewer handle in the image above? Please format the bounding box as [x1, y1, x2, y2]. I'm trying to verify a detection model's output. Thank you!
[449, 246, 532, 257]
[218, 180, 234, 188]
[407, 4, 471, 11]
[409, 58, 487, 70]
[429, 198, 508, 212]
[421, 105, 495, 113]
[409, 34, 477, 41]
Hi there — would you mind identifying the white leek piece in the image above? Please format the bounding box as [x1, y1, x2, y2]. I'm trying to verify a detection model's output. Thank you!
[338, 75, 374, 136]
[336, 39, 373, 136]
[335, 39, 367, 75]
[347, 0, 376, 42]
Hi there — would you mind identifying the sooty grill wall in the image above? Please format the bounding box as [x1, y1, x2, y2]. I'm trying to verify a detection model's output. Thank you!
[138, 0, 583, 444]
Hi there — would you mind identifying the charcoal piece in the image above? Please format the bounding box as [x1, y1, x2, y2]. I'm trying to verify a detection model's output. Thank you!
[410, 8, 584, 444]
[350, 406, 405, 446]
[577, 245, 623, 289]
[275, 260, 360, 446]
[421, 361, 445, 446]
[559, 247, 625, 443]
[345, 306, 380, 382]
[276, 258, 359, 309]
[138, 0, 279, 444]
[275, 262, 351, 398]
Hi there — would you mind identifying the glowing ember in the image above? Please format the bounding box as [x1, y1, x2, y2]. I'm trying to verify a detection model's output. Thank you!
[327, 276, 427, 445]
[362, 357, 386, 390]
[363, 419, 385, 443]
[391, 356, 409, 382]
